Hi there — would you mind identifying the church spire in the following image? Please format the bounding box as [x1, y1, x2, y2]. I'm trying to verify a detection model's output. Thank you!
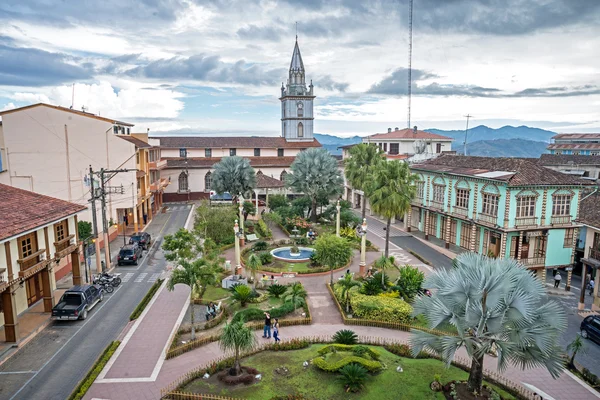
[289, 39, 305, 73]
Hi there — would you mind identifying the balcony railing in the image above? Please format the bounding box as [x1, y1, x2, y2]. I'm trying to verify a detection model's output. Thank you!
[430, 200, 445, 210]
[17, 249, 46, 271]
[589, 247, 600, 262]
[477, 213, 498, 226]
[453, 206, 469, 217]
[412, 197, 423, 206]
[149, 159, 168, 170]
[515, 217, 538, 227]
[54, 234, 75, 252]
[520, 256, 546, 267]
[551, 215, 572, 225]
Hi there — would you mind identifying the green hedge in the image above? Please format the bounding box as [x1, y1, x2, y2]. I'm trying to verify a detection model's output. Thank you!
[68, 341, 120, 400]
[129, 279, 164, 320]
[312, 354, 383, 372]
[349, 292, 413, 323]
[318, 344, 380, 360]
[232, 300, 298, 323]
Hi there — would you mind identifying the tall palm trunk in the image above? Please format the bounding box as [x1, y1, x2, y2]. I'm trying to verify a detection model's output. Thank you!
[384, 217, 391, 257]
[467, 355, 484, 392]
[190, 299, 196, 340]
[311, 197, 318, 222]
[361, 196, 367, 219]
[231, 347, 242, 376]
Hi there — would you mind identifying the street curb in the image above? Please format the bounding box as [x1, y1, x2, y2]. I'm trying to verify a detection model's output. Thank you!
[0, 317, 53, 368]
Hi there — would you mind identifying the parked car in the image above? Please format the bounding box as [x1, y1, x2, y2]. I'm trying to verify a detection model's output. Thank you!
[117, 244, 143, 266]
[581, 315, 600, 343]
[52, 285, 103, 320]
[129, 232, 151, 250]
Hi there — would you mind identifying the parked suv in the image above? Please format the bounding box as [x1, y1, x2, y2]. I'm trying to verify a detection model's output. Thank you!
[129, 232, 151, 250]
[117, 244, 143, 266]
[52, 285, 103, 320]
[581, 315, 600, 343]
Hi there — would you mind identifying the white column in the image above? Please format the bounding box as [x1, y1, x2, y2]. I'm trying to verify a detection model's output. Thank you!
[234, 220, 241, 273]
[360, 219, 367, 276]
[336, 200, 341, 237]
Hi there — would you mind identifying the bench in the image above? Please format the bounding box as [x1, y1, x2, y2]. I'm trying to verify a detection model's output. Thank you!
[246, 234, 259, 242]
[205, 301, 223, 321]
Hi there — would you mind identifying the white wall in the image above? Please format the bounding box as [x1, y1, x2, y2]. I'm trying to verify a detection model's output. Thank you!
[161, 147, 301, 158]
[362, 138, 452, 155]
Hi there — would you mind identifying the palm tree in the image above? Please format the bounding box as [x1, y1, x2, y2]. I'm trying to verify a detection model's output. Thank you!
[374, 254, 395, 287]
[167, 259, 203, 340]
[368, 160, 416, 257]
[411, 253, 567, 393]
[285, 282, 308, 311]
[246, 253, 262, 288]
[285, 148, 344, 222]
[567, 334, 586, 369]
[211, 156, 257, 200]
[230, 284, 253, 307]
[337, 273, 361, 313]
[344, 143, 385, 219]
[220, 319, 257, 376]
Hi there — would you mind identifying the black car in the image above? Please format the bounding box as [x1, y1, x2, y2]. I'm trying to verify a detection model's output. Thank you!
[117, 244, 143, 266]
[52, 285, 103, 320]
[581, 315, 600, 343]
[129, 232, 151, 250]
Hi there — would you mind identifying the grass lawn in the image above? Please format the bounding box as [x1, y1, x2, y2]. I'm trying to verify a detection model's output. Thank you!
[261, 261, 314, 273]
[202, 286, 230, 302]
[183, 345, 515, 400]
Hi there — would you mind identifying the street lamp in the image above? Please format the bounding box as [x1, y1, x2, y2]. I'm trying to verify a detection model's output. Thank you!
[336, 200, 341, 237]
[234, 220, 242, 274]
[356, 219, 368, 276]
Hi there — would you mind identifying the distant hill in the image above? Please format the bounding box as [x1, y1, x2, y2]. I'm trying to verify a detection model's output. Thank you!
[452, 139, 549, 158]
[314, 133, 362, 155]
[425, 125, 556, 143]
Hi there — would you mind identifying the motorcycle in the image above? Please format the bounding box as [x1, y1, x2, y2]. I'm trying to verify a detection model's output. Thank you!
[93, 274, 120, 290]
[93, 279, 114, 293]
[100, 272, 122, 286]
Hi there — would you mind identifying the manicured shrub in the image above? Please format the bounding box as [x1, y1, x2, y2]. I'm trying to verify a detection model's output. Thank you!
[232, 307, 265, 323]
[230, 284, 253, 307]
[313, 234, 353, 269]
[259, 252, 273, 265]
[340, 210, 361, 228]
[313, 355, 382, 372]
[318, 344, 380, 361]
[333, 329, 358, 345]
[252, 241, 268, 251]
[268, 194, 288, 211]
[338, 363, 369, 393]
[267, 284, 288, 298]
[360, 278, 383, 296]
[296, 237, 309, 246]
[350, 292, 413, 323]
[393, 265, 425, 302]
[255, 220, 272, 239]
[68, 341, 121, 400]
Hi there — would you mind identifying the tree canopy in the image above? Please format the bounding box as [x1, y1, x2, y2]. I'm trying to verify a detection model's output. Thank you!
[211, 156, 257, 198]
[344, 143, 385, 219]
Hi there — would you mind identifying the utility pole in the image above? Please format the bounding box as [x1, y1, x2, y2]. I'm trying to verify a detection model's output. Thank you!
[89, 165, 102, 273]
[463, 114, 473, 156]
[407, 0, 414, 129]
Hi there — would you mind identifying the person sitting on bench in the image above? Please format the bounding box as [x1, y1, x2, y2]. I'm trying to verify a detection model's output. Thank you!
[205, 302, 217, 320]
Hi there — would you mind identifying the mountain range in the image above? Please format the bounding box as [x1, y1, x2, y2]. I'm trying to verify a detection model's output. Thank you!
[316, 125, 556, 158]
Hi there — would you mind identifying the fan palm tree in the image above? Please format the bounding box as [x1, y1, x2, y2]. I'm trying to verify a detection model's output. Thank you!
[337, 273, 361, 313]
[368, 160, 416, 257]
[246, 253, 262, 288]
[374, 254, 395, 287]
[285, 148, 343, 222]
[220, 319, 257, 376]
[410, 253, 567, 393]
[285, 282, 308, 311]
[211, 156, 257, 200]
[344, 143, 385, 219]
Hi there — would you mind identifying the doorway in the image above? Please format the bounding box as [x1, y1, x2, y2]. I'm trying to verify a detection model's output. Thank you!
[25, 273, 44, 307]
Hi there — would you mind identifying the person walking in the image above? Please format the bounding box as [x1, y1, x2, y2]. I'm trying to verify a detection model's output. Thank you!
[263, 312, 271, 338]
[554, 271, 562, 288]
[589, 279, 595, 296]
[273, 318, 280, 343]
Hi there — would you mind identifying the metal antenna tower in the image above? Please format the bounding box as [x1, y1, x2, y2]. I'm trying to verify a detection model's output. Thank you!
[407, 0, 414, 129]
[463, 114, 473, 156]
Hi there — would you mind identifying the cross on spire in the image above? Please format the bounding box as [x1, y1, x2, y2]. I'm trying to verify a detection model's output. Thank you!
[295, 21, 298, 41]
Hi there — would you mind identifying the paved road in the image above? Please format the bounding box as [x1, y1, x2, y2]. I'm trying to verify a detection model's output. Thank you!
[0, 204, 192, 400]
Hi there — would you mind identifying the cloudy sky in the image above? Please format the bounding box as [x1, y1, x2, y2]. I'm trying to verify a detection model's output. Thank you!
[1, 0, 599, 137]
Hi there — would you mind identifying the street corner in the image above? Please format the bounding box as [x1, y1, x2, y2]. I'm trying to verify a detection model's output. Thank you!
[545, 283, 576, 297]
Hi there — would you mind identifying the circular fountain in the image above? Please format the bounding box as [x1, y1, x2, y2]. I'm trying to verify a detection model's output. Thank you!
[270, 247, 315, 263]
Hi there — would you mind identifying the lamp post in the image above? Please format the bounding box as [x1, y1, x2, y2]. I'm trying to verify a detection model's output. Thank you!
[238, 194, 245, 246]
[234, 220, 241, 275]
[357, 218, 368, 276]
[336, 200, 341, 237]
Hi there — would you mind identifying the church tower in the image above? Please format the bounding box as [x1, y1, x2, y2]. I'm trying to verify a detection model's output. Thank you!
[280, 38, 315, 142]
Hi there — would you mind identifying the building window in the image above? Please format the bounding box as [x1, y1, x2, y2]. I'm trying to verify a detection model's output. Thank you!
[205, 148, 212, 157]
[18, 232, 38, 260]
[113, 126, 118, 134]
[178, 172, 188, 192]
[427, 213, 437, 237]
[552, 194, 572, 216]
[592, 151, 600, 156]
[564, 228, 574, 248]
[390, 143, 399, 155]
[298, 122, 304, 137]
[436, 143, 442, 153]
[205, 171, 212, 191]
[573, 151, 581, 155]
[460, 223, 471, 249]
[127, 128, 130, 135]
[432, 184, 445, 204]
[54, 220, 68, 242]
[481, 193, 499, 216]
[230, 148, 237, 156]
[416, 181, 424, 199]
[254, 148, 261, 157]
[137, 179, 141, 190]
[516, 196, 536, 218]
[280, 170, 287, 181]
[278, 148, 284, 157]
[180, 148, 187, 158]
[136, 152, 140, 164]
[383, 143, 388, 152]
[449, 219, 457, 244]
[455, 188, 469, 209]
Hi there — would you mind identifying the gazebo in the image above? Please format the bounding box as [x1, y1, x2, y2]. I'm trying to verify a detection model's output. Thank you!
[254, 171, 285, 209]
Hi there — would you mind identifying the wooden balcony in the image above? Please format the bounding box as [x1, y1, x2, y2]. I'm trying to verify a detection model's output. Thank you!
[520, 256, 546, 267]
[17, 249, 46, 271]
[477, 213, 498, 226]
[589, 247, 600, 262]
[54, 234, 75, 253]
[453, 206, 469, 217]
[430, 200, 445, 210]
[551, 215, 572, 225]
[515, 217, 538, 228]
[149, 159, 167, 170]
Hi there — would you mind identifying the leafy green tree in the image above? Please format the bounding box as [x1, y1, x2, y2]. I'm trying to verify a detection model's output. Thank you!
[267, 194, 288, 210]
[194, 202, 237, 245]
[313, 234, 354, 284]
[285, 282, 307, 311]
[220, 319, 257, 376]
[78, 220, 93, 242]
[196, 259, 221, 299]
[344, 143, 385, 219]
[285, 148, 343, 222]
[411, 253, 567, 393]
[230, 284, 253, 307]
[246, 253, 262, 288]
[163, 228, 201, 265]
[368, 160, 416, 257]
[337, 273, 361, 313]
[373, 254, 395, 287]
[393, 265, 425, 302]
[567, 334, 586, 369]
[262, 212, 282, 232]
[242, 201, 256, 221]
[211, 156, 257, 199]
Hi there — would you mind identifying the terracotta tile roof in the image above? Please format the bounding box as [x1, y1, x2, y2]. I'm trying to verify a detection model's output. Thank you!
[118, 136, 151, 148]
[0, 103, 134, 126]
[153, 136, 321, 149]
[552, 133, 600, 140]
[256, 173, 284, 188]
[578, 190, 600, 229]
[366, 128, 452, 141]
[386, 154, 410, 160]
[547, 143, 600, 150]
[539, 154, 600, 166]
[165, 156, 297, 169]
[412, 154, 594, 186]
[0, 184, 87, 242]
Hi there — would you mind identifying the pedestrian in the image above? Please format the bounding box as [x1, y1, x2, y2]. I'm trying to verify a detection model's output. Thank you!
[143, 213, 148, 225]
[263, 312, 271, 338]
[273, 318, 280, 343]
[554, 271, 562, 288]
[124, 214, 129, 227]
[589, 279, 595, 296]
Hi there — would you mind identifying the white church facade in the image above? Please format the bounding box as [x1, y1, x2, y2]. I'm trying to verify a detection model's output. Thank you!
[155, 39, 322, 202]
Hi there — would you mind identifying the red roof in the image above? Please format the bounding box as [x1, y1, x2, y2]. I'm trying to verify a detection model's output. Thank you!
[165, 156, 297, 169]
[0, 184, 87, 242]
[367, 128, 452, 141]
[552, 133, 600, 140]
[547, 143, 600, 150]
[386, 154, 410, 160]
[256, 173, 285, 188]
[154, 136, 321, 149]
